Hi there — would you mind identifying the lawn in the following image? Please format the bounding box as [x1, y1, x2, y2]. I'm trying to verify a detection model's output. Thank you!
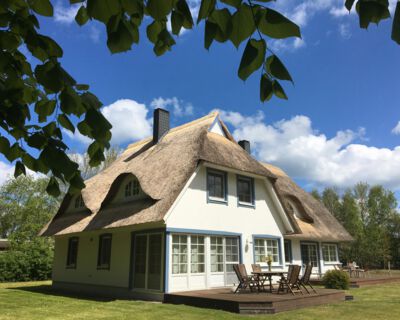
[0, 281, 400, 320]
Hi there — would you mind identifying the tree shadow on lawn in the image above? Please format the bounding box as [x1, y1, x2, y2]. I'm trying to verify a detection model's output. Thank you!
[8, 284, 117, 302]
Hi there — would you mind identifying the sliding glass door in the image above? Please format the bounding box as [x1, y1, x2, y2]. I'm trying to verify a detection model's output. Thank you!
[300, 243, 319, 271]
[133, 232, 164, 291]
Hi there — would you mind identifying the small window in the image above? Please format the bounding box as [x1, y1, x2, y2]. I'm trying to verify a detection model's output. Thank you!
[172, 235, 188, 274]
[74, 195, 84, 209]
[284, 240, 292, 263]
[125, 179, 140, 198]
[322, 244, 338, 263]
[97, 234, 112, 270]
[207, 170, 227, 202]
[66, 237, 79, 268]
[237, 176, 254, 205]
[254, 238, 280, 264]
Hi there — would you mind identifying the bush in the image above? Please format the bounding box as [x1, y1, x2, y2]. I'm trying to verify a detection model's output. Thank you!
[322, 270, 350, 290]
[0, 239, 53, 282]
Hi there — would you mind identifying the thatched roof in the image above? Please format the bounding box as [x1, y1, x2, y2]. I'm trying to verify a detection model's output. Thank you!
[262, 163, 353, 242]
[41, 112, 276, 236]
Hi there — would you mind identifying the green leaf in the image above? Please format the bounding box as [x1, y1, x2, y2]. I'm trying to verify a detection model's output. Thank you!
[107, 17, 137, 53]
[171, 11, 184, 35]
[258, 8, 301, 39]
[0, 136, 10, 154]
[265, 55, 293, 82]
[221, 0, 242, 8]
[153, 29, 176, 56]
[345, 0, 356, 11]
[176, 0, 194, 30]
[260, 73, 273, 102]
[147, 21, 165, 43]
[14, 161, 26, 178]
[6, 143, 22, 162]
[238, 38, 266, 81]
[27, 133, 47, 149]
[46, 176, 61, 197]
[210, 8, 232, 42]
[35, 61, 76, 93]
[147, 0, 174, 21]
[75, 6, 89, 26]
[88, 141, 105, 166]
[230, 3, 255, 48]
[0, 31, 21, 50]
[75, 84, 89, 91]
[30, 0, 53, 17]
[87, 0, 121, 23]
[60, 86, 83, 115]
[84, 108, 112, 143]
[34, 99, 56, 122]
[204, 20, 217, 49]
[81, 92, 102, 110]
[197, 0, 216, 24]
[392, 2, 400, 44]
[26, 34, 63, 62]
[356, 1, 390, 29]
[58, 114, 75, 133]
[69, 172, 86, 192]
[272, 80, 288, 100]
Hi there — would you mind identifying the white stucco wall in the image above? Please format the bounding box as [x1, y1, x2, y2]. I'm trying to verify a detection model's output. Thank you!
[165, 164, 289, 291]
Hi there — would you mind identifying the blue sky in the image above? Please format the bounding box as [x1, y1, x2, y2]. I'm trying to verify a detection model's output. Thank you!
[1, 0, 400, 196]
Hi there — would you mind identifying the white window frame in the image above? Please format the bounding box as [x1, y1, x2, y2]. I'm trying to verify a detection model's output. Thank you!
[254, 238, 280, 265]
[322, 243, 339, 264]
[207, 169, 227, 203]
[171, 235, 188, 274]
[190, 235, 205, 274]
[237, 175, 255, 206]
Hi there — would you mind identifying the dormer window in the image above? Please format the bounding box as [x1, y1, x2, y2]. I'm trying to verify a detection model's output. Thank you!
[125, 179, 140, 198]
[74, 195, 84, 209]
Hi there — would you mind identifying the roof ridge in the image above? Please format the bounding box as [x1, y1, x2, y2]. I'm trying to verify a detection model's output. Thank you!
[125, 111, 219, 150]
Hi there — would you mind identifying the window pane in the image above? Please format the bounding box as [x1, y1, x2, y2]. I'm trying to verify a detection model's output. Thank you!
[238, 177, 253, 204]
[208, 171, 225, 199]
[191, 235, 205, 274]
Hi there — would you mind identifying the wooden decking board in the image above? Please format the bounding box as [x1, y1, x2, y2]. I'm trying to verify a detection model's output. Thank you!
[164, 288, 347, 314]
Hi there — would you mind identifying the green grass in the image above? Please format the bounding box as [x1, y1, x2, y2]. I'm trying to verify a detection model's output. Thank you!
[1, 281, 400, 320]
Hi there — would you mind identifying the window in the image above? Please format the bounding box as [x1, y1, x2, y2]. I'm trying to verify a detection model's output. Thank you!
[97, 234, 112, 270]
[210, 237, 224, 272]
[172, 235, 188, 274]
[125, 179, 140, 198]
[66, 237, 79, 268]
[74, 195, 84, 209]
[254, 238, 280, 264]
[210, 236, 239, 273]
[237, 176, 254, 205]
[322, 244, 338, 263]
[190, 236, 205, 273]
[284, 240, 292, 263]
[225, 237, 239, 272]
[207, 170, 227, 201]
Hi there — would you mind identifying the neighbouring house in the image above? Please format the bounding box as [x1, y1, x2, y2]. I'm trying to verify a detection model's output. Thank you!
[0, 239, 10, 252]
[40, 109, 352, 300]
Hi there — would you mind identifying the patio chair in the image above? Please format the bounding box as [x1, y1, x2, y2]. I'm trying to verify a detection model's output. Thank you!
[277, 264, 302, 295]
[233, 264, 258, 293]
[251, 264, 262, 273]
[299, 263, 317, 294]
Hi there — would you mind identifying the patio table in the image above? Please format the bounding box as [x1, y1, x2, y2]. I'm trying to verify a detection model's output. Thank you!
[252, 271, 287, 293]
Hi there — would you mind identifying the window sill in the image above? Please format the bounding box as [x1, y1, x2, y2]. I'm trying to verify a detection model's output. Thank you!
[97, 266, 110, 270]
[66, 266, 76, 269]
[323, 262, 340, 266]
[238, 202, 255, 209]
[208, 197, 228, 205]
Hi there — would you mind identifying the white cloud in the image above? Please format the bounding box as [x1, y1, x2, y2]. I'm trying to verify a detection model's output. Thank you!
[219, 110, 400, 191]
[54, 2, 79, 24]
[0, 161, 13, 185]
[89, 26, 101, 43]
[338, 23, 352, 39]
[101, 99, 152, 145]
[151, 97, 194, 117]
[330, 6, 353, 18]
[392, 121, 400, 135]
[270, 37, 306, 52]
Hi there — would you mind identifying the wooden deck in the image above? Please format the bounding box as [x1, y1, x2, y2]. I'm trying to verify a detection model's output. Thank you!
[311, 275, 400, 288]
[164, 288, 349, 314]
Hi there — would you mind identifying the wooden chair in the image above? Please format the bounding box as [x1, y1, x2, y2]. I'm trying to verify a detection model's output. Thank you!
[299, 263, 317, 294]
[233, 264, 258, 293]
[251, 264, 262, 273]
[277, 265, 302, 295]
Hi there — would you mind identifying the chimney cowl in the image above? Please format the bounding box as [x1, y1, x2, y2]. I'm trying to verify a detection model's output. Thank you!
[238, 140, 251, 154]
[153, 108, 170, 143]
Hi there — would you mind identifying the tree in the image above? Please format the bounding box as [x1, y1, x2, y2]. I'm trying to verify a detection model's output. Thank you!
[1, 0, 399, 196]
[322, 187, 341, 221]
[310, 189, 321, 201]
[0, 175, 59, 281]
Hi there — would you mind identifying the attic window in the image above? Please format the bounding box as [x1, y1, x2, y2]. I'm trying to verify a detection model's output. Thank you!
[125, 179, 140, 198]
[74, 195, 84, 209]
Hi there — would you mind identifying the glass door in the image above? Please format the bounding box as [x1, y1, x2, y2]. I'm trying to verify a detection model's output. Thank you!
[133, 233, 164, 291]
[301, 243, 319, 270]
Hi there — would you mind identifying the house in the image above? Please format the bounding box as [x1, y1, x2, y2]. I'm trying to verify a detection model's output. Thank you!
[0, 239, 10, 252]
[41, 109, 352, 300]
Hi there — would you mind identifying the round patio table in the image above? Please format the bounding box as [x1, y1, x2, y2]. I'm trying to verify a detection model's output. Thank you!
[251, 271, 287, 293]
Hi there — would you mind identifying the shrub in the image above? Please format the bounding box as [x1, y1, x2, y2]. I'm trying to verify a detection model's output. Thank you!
[322, 269, 350, 290]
